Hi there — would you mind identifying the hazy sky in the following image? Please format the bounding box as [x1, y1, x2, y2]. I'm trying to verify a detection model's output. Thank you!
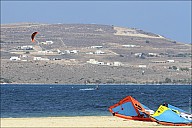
[1, 1, 191, 43]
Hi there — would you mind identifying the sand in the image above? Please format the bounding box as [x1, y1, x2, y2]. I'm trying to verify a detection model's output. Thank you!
[1, 116, 190, 127]
[113, 26, 164, 38]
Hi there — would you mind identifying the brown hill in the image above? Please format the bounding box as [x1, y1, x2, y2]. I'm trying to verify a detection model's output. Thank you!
[1, 23, 191, 84]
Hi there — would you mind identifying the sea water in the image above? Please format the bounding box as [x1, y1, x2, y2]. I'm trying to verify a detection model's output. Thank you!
[1, 84, 191, 118]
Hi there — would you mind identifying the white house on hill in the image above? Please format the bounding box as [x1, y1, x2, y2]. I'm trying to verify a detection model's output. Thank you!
[10, 56, 21, 61]
[91, 46, 103, 49]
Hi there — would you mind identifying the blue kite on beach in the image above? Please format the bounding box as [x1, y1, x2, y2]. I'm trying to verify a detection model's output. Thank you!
[151, 103, 192, 126]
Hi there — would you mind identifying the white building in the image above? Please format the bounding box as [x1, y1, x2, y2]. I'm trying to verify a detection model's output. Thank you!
[10, 56, 21, 61]
[33, 57, 41, 60]
[40, 41, 54, 45]
[135, 53, 143, 56]
[87, 59, 98, 64]
[134, 53, 144, 58]
[65, 50, 70, 54]
[86, 52, 94, 54]
[148, 53, 158, 57]
[138, 65, 147, 68]
[95, 50, 105, 54]
[113, 62, 122, 66]
[33, 57, 49, 61]
[38, 50, 54, 54]
[64, 50, 78, 54]
[70, 50, 78, 54]
[91, 46, 103, 49]
[96, 61, 105, 65]
[20, 55, 28, 58]
[122, 45, 137, 48]
[167, 60, 175, 63]
[57, 49, 61, 54]
[46, 41, 54, 44]
[106, 62, 112, 66]
[18, 45, 33, 50]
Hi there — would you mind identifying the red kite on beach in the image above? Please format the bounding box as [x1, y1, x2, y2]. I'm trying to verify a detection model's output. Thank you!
[109, 96, 154, 121]
[31, 32, 38, 42]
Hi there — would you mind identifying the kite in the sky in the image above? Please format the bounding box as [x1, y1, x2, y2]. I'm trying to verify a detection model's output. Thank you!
[31, 32, 38, 42]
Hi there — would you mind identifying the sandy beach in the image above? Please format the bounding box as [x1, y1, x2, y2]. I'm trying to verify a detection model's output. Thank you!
[1, 116, 190, 127]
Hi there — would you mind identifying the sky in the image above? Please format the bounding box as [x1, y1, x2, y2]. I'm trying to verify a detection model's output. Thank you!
[1, 1, 191, 43]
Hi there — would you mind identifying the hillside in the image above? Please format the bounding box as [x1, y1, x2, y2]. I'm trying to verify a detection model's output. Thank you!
[0, 23, 191, 84]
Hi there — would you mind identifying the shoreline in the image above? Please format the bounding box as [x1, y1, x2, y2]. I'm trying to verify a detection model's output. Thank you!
[1, 116, 179, 127]
[1, 83, 191, 85]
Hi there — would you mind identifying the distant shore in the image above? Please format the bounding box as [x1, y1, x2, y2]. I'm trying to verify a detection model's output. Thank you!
[1, 116, 178, 127]
[1, 59, 191, 85]
[1, 83, 191, 85]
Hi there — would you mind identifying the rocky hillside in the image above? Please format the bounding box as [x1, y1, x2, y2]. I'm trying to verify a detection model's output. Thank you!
[1, 23, 191, 84]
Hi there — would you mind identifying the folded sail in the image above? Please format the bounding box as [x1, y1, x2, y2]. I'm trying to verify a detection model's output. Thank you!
[151, 104, 192, 126]
[109, 96, 154, 121]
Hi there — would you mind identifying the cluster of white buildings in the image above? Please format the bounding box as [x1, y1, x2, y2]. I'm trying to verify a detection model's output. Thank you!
[37, 49, 79, 55]
[90, 46, 103, 49]
[10, 56, 21, 61]
[138, 65, 147, 68]
[38, 50, 54, 54]
[10, 55, 29, 61]
[122, 45, 141, 48]
[134, 53, 144, 58]
[151, 60, 175, 63]
[9, 56, 50, 61]
[40, 41, 54, 45]
[95, 50, 105, 54]
[17, 45, 33, 50]
[57, 49, 79, 55]
[33, 57, 50, 61]
[65, 50, 78, 54]
[167, 60, 175, 63]
[86, 50, 105, 55]
[87, 59, 122, 66]
[148, 53, 158, 57]
[134, 52, 159, 57]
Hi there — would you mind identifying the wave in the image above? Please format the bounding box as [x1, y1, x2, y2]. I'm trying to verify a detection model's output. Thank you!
[79, 88, 96, 91]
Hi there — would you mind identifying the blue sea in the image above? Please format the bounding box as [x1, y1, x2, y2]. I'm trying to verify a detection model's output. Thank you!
[1, 84, 191, 118]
